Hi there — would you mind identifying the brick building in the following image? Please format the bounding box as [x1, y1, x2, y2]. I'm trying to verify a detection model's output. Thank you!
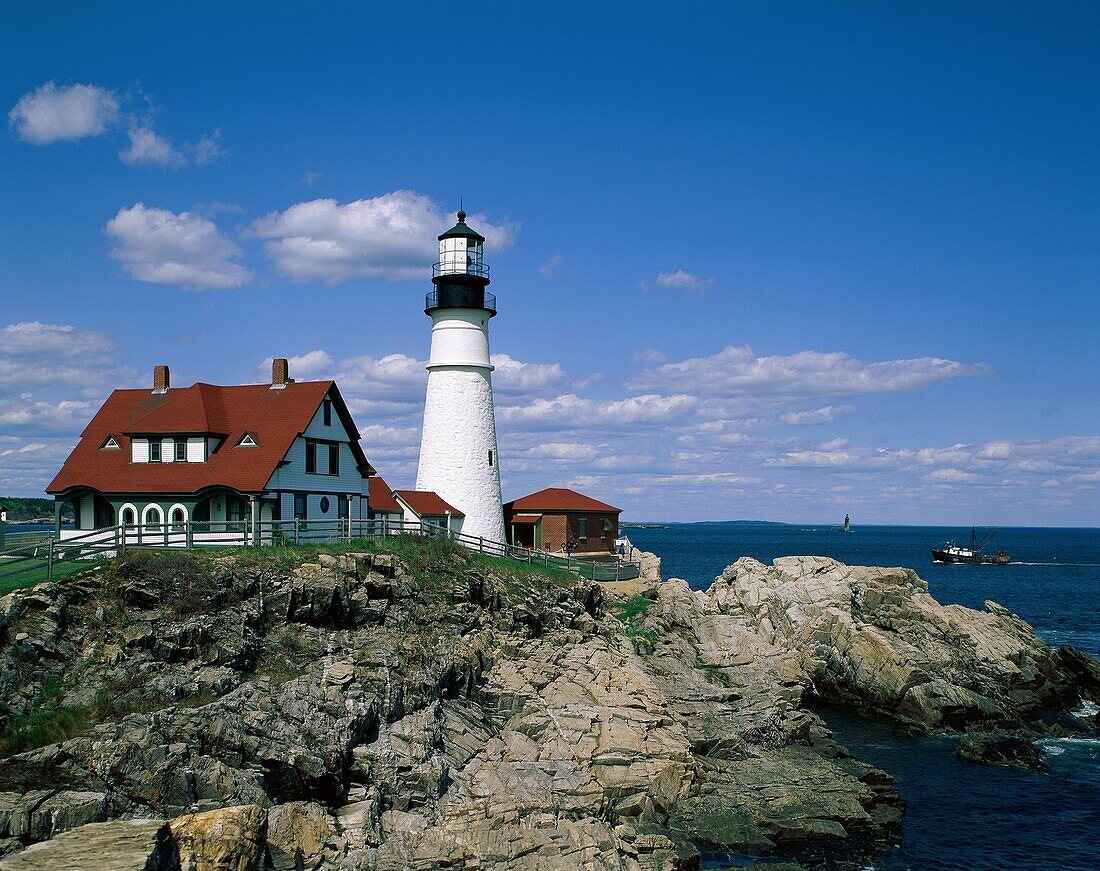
[503, 487, 621, 555]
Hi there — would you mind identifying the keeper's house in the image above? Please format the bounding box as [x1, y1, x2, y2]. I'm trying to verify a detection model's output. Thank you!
[46, 359, 373, 536]
[503, 487, 621, 555]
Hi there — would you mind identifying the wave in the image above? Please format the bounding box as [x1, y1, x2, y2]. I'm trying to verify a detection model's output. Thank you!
[1038, 736, 1100, 757]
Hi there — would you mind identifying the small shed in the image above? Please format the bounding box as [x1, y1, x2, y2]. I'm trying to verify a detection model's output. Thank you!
[393, 490, 464, 535]
[503, 487, 621, 555]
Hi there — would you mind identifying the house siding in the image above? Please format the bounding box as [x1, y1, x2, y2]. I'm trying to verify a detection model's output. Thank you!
[263, 397, 369, 521]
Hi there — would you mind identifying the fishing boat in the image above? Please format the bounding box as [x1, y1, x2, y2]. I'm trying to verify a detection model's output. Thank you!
[931, 527, 1011, 565]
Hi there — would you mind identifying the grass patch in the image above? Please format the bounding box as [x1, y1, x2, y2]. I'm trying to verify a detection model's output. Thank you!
[613, 595, 658, 646]
[0, 681, 222, 758]
[0, 557, 99, 594]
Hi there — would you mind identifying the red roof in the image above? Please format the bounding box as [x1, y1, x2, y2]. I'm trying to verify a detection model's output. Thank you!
[393, 490, 464, 517]
[504, 487, 620, 513]
[368, 475, 401, 513]
[48, 380, 370, 496]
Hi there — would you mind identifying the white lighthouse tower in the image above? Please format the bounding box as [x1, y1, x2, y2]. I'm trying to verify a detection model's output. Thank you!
[414, 210, 507, 543]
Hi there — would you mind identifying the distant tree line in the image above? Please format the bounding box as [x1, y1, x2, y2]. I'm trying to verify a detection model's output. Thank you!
[1, 497, 73, 523]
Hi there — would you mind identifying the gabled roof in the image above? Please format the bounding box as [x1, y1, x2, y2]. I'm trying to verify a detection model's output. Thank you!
[504, 487, 620, 514]
[48, 380, 371, 496]
[368, 475, 401, 513]
[393, 490, 464, 517]
[125, 382, 229, 435]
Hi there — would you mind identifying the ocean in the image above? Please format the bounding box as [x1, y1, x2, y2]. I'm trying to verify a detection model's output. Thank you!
[625, 523, 1100, 871]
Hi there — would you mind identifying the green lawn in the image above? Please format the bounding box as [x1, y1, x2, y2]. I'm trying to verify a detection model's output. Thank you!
[0, 558, 98, 594]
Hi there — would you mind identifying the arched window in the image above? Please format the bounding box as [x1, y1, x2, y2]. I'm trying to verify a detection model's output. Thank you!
[169, 503, 188, 531]
[142, 503, 164, 531]
[120, 505, 136, 526]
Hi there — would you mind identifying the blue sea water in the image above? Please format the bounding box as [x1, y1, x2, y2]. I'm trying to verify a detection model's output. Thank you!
[626, 523, 1100, 871]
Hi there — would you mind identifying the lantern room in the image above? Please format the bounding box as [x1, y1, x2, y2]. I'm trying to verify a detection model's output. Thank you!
[435, 210, 489, 280]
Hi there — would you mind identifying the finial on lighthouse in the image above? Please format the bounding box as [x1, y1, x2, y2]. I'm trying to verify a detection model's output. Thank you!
[457, 208, 466, 223]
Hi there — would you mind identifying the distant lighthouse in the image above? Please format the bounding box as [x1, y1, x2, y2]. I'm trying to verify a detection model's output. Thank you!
[414, 210, 507, 543]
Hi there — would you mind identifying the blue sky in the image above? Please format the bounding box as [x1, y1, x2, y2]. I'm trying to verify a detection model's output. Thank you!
[2, 1, 1098, 525]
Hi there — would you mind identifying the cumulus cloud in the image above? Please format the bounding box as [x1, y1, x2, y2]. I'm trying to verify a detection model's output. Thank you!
[626, 344, 990, 398]
[490, 354, 565, 395]
[119, 125, 186, 168]
[105, 203, 252, 290]
[249, 191, 519, 284]
[8, 82, 119, 144]
[255, 350, 334, 383]
[641, 270, 714, 294]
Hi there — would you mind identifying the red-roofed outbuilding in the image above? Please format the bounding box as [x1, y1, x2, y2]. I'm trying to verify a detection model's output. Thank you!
[503, 487, 621, 555]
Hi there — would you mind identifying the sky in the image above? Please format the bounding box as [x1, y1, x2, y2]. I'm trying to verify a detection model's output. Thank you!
[1, 1, 1098, 526]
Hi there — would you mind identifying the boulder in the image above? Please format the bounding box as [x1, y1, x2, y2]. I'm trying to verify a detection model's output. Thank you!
[0, 819, 177, 870]
[169, 804, 266, 871]
[265, 802, 337, 871]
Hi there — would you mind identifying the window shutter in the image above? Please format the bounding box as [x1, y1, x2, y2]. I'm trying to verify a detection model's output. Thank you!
[306, 442, 316, 474]
[329, 443, 339, 475]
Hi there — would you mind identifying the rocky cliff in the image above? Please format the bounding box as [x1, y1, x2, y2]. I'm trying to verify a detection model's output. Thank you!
[0, 543, 1094, 870]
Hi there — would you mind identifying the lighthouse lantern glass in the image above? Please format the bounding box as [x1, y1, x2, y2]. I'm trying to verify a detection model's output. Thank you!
[438, 235, 484, 276]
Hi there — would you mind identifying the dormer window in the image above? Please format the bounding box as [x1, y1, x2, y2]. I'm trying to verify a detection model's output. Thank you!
[100, 436, 121, 451]
[149, 441, 161, 463]
[174, 440, 187, 462]
[236, 432, 258, 448]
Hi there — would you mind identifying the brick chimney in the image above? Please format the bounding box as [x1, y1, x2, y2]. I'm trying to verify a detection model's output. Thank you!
[153, 364, 170, 394]
[271, 357, 292, 389]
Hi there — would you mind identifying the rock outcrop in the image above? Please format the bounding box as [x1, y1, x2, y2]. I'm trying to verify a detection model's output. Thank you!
[0, 545, 1094, 869]
[704, 556, 1086, 731]
[955, 733, 1048, 772]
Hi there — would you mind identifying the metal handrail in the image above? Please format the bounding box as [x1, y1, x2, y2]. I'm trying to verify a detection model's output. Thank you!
[424, 288, 496, 313]
[432, 261, 490, 279]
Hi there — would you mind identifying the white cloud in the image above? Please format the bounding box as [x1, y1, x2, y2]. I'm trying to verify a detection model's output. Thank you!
[928, 468, 980, 482]
[641, 270, 714, 294]
[9, 82, 119, 144]
[539, 254, 562, 276]
[0, 322, 130, 396]
[192, 130, 225, 165]
[249, 191, 519, 284]
[255, 350, 334, 383]
[524, 442, 598, 460]
[490, 354, 565, 395]
[781, 405, 851, 425]
[0, 321, 116, 360]
[301, 170, 321, 186]
[632, 349, 667, 365]
[626, 344, 990, 398]
[119, 125, 186, 168]
[105, 203, 252, 290]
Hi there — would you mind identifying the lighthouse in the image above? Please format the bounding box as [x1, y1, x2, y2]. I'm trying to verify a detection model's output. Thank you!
[414, 210, 507, 543]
